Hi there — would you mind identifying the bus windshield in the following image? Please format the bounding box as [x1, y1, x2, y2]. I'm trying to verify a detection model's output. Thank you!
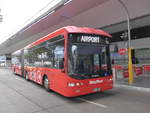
[68, 33, 112, 79]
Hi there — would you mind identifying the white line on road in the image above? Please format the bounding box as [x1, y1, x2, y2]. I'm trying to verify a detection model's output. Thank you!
[77, 97, 108, 108]
[15, 77, 23, 81]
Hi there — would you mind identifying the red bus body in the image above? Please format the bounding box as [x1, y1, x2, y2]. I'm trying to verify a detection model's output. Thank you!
[12, 50, 23, 76]
[12, 26, 113, 97]
[12, 64, 22, 75]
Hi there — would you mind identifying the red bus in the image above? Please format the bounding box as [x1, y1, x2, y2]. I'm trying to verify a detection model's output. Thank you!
[12, 26, 113, 97]
[12, 50, 23, 75]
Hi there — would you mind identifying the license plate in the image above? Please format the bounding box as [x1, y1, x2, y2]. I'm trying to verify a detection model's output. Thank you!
[93, 88, 101, 92]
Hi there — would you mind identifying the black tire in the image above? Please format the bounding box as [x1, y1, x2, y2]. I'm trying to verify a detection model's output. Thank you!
[25, 72, 29, 81]
[13, 69, 17, 75]
[43, 76, 50, 91]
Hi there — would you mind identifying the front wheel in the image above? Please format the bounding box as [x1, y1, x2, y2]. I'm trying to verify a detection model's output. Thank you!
[13, 69, 17, 75]
[43, 76, 50, 91]
[25, 72, 29, 81]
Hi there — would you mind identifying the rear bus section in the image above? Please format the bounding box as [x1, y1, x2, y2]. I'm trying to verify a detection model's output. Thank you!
[12, 49, 24, 76]
[12, 65, 22, 75]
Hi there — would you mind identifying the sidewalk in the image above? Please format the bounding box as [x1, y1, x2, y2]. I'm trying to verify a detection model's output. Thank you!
[116, 76, 150, 88]
[114, 70, 150, 93]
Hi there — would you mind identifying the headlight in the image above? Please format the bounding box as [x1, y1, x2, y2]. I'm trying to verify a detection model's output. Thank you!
[76, 83, 80, 86]
[109, 78, 113, 81]
[68, 82, 84, 87]
[68, 83, 75, 87]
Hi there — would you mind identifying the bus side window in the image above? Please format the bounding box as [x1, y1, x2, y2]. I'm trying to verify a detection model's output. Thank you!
[53, 40, 64, 69]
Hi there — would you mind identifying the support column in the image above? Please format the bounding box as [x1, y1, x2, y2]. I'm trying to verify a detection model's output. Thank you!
[5, 54, 12, 67]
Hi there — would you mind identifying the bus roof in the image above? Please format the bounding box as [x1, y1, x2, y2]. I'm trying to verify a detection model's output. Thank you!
[62, 26, 112, 37]
[27, 26, 111, 48]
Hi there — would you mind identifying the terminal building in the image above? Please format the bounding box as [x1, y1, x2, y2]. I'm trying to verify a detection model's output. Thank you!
[0, 0, 150, 83]
[0, 56, 6, 66]
[110, 21, 150, 65]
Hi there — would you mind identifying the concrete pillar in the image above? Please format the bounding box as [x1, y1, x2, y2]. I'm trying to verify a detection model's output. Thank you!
[5, 54, 12, 67]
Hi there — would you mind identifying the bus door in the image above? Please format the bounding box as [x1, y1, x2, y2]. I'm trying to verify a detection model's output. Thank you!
[35, 66, 44, 84]
[51, 38, 65, 89]
[41, 34, 65, 89]
[30, 66, 37, 82]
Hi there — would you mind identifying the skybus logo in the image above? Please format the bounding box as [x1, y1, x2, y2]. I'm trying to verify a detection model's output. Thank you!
[80, 36, 100, 43]
[89, 80, 103, 84]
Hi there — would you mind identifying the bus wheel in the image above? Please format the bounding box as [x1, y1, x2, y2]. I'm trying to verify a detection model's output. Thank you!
[43, 76, 50, 91]
[13, 69, 17, 75]
[25, 72, 29, 81]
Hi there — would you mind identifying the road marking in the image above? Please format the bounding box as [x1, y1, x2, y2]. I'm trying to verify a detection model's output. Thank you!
[15, 77, 23, 81]
[77, 97, 108, 108]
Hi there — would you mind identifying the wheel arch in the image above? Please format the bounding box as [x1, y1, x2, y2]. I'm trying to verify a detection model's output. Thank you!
[42, 74, 48, 85]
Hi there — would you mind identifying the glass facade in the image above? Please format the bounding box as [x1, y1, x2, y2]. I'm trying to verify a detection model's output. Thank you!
[111, 48, 150, 65]
[135, 48, 150, 64]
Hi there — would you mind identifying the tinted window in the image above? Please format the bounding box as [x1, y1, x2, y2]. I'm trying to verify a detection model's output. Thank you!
[24, 35, 64, 69]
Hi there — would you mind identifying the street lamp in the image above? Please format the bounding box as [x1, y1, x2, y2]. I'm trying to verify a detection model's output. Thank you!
[118, 0, 133, 84]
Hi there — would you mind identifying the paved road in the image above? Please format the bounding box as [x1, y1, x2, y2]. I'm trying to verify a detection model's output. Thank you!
[0, 68, 150, 113]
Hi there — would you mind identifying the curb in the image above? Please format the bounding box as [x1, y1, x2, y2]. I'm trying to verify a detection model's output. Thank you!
[115, 84, 150, 93]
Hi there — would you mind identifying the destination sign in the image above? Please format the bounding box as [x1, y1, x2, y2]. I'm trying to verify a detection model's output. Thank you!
[80, 36, 100, 43]
[69, 33, 107, 44]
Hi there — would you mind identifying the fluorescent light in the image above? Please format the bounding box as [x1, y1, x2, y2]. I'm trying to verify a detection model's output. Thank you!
[41, 10, 55, 20]
[64, 0, 72, 5]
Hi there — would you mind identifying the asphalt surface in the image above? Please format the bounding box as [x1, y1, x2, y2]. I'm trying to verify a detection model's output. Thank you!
[0, 68, 150, 113]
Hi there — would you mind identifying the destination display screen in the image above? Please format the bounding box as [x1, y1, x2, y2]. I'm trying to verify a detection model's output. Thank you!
[69, 33, 108, 44]
[79, 36, 100, 43]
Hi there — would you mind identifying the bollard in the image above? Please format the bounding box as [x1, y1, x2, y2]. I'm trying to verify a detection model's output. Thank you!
[112, 68, 116, 85]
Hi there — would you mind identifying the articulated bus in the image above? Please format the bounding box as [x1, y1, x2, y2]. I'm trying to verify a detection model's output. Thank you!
[12, 26, 113, 97]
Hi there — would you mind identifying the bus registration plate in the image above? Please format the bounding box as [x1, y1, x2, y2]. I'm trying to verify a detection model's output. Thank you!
[93, 88, 101, 92]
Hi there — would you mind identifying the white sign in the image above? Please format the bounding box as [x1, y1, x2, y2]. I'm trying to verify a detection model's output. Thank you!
[80, 36, 100, 43]
[89, 80, 103, 84]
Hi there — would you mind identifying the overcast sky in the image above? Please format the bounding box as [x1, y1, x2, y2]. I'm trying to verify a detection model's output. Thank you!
[0, 0, 59, 44]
